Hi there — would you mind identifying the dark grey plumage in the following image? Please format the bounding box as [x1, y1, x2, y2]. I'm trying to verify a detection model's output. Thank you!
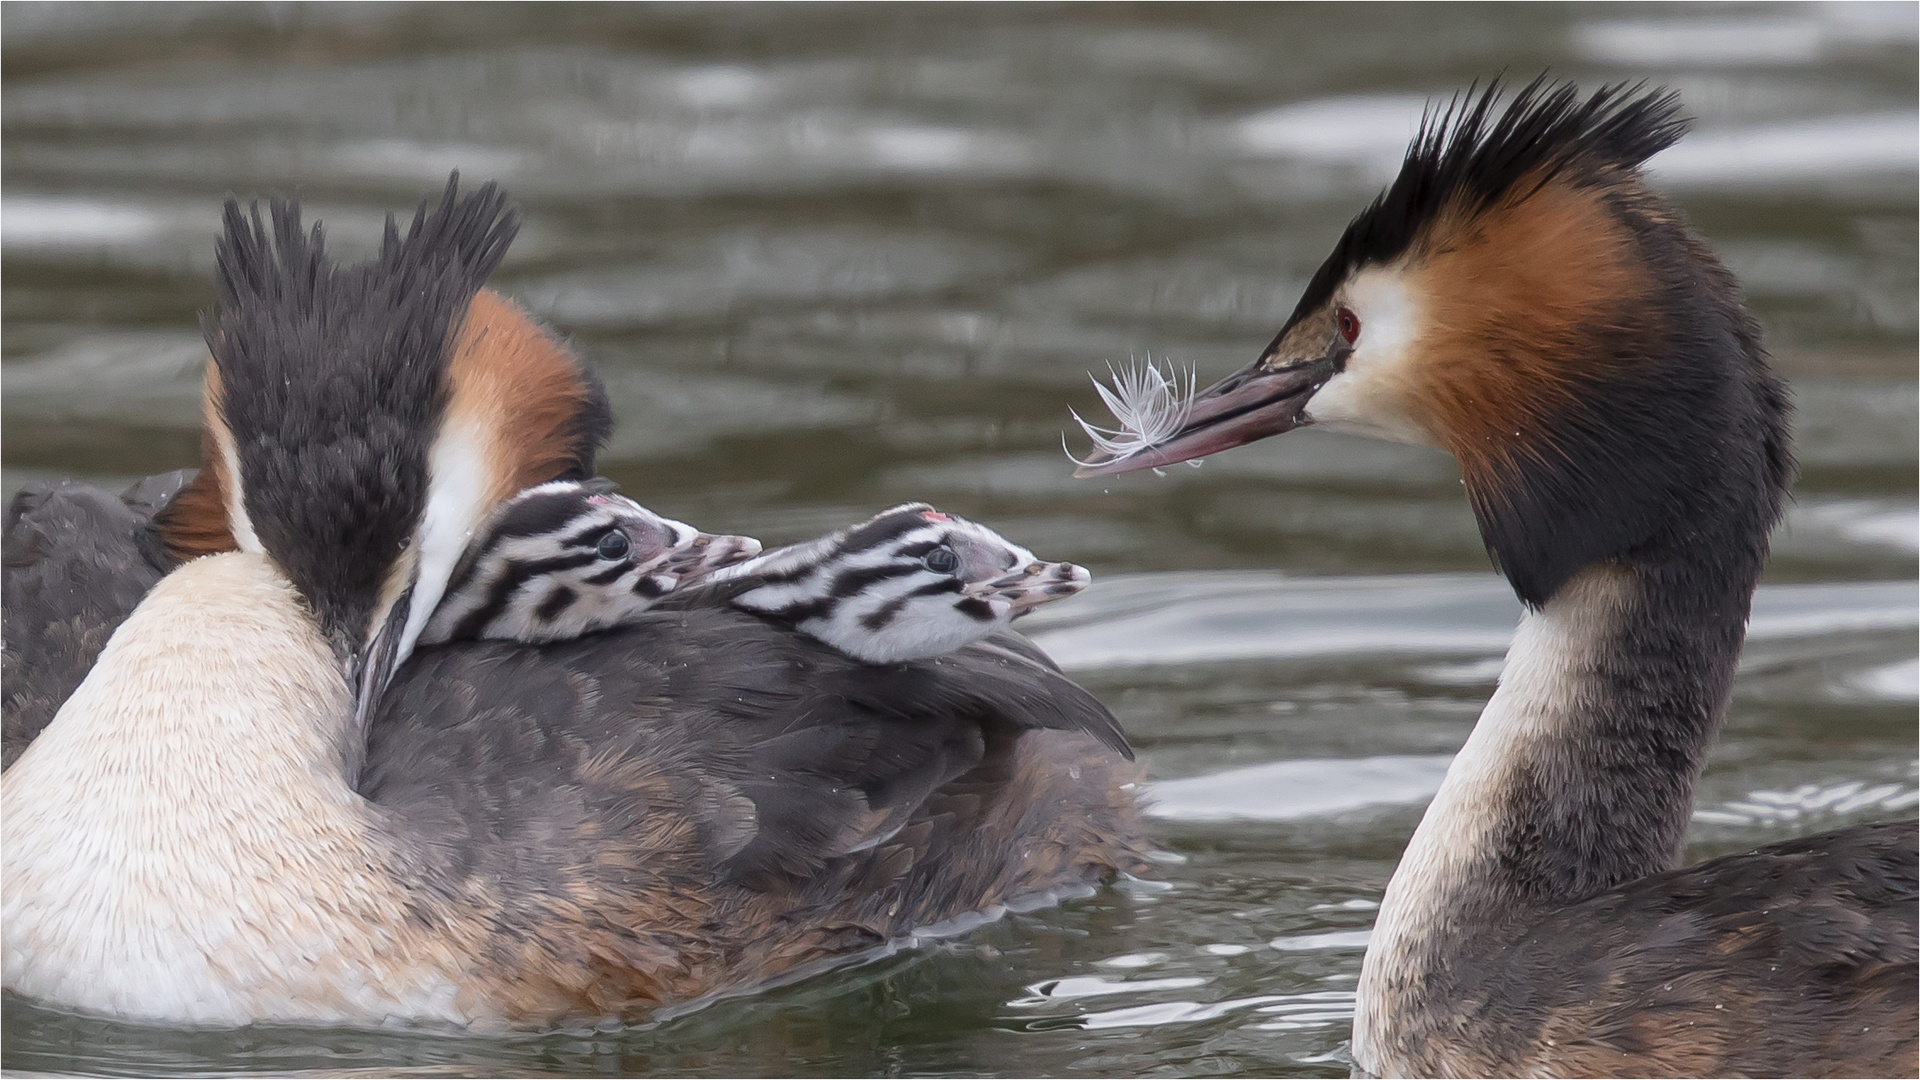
[1292, 82, 1907, 1080]
[1461, 819, 1917, 1078]
[3, 472, 189, 769]
[375, 605, 1139, 905]
[663, 568, 1130, 762]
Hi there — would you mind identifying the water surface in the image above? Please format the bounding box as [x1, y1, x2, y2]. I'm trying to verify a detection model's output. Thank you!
[3, 3, 1915, 1076]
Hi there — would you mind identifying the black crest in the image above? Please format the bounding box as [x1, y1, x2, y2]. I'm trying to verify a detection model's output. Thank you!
[1277, 76, 1690, 339]
[208, 173, 518, 648]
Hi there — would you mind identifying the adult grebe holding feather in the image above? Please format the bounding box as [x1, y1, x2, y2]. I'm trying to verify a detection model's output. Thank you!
[1075, 78, 1916, 1079]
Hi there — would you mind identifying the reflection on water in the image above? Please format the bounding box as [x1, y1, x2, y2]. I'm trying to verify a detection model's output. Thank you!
[3, 3, 1914, 1076]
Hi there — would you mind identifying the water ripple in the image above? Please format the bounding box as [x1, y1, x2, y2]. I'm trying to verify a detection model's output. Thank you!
[1147, 755, 1451, 822]
[1027, 572, 1917, 671]
[1694, 777, 1920, 828]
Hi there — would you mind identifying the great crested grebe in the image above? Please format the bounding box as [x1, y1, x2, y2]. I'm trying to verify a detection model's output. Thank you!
[716, 503, 1095, 664]
[2, 179, 1144, 1027]
[1075, 79, 1917, 1078]
[416, 478, 761, 646]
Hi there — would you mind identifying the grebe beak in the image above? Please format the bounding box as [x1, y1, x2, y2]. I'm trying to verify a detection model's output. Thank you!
[1072, 352, 1336, 477]
[348, 586, 414, 736]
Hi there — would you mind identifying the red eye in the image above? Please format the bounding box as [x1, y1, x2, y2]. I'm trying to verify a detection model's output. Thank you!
[1336, 306, 1361, 344]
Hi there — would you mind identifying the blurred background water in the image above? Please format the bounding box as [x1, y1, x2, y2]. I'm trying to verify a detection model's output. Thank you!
[2, 2, 1915, 1076]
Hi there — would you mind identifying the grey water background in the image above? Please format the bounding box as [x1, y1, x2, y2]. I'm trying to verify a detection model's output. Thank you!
[2, 3, 1914, 1075]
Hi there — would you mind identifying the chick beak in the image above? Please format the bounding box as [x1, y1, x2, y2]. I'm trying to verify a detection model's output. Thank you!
[663, 531, 763, 583]
[983, 561, 1092, 617]
[1072, 354, 1336, 477]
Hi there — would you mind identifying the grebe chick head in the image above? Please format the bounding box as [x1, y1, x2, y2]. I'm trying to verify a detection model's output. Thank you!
[418, 480, 761, 646]
[1075, 77, 1790, 608]
[726, 503, 1090, 664]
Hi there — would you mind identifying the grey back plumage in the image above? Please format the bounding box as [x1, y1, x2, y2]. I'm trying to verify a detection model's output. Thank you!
[1437, 819, 1918, 1077]
[378, 600, 1135, 890]
[3, 473, 189, 769]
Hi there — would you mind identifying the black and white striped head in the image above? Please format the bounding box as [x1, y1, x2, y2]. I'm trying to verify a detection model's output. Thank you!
[726, 503, 1090, 664]
[419, 481, 761, 646]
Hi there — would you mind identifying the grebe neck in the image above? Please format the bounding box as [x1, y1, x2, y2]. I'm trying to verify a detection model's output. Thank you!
[1353, 541, 1760, 1072]
[0, 552, 470, 1026]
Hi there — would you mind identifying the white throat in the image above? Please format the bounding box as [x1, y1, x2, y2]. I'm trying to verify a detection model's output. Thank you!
[1300, 268, 1437, 448]
[1, 552, 471, 1026]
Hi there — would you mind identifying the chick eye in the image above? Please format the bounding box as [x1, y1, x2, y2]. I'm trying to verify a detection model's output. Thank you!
[1336, 306, 1361, 344]
[923, 547, 959, 574]
[595, 530, 631, 561]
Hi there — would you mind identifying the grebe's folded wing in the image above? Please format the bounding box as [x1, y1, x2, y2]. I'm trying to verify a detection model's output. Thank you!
[821, 633, 1130, 760]
[658, 581, 1127, 759]
[359, 602, 1134, 895]
[3, 474, 188, 767]
[1474, 819, 1917, 1076]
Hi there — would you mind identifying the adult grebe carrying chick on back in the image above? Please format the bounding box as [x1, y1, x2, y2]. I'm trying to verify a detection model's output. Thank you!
[1075, 77, 1916, 1079]
[2, 179, 1143, 1028]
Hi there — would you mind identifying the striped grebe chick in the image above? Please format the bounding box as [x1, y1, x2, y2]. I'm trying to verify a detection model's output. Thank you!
[3, 178, 1144, 1029]
[416, 491, 1083, 667]
[417, 479, 760, 646]
[1074, 79, 1915, 1078]
[718, 503, 1090, 664]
